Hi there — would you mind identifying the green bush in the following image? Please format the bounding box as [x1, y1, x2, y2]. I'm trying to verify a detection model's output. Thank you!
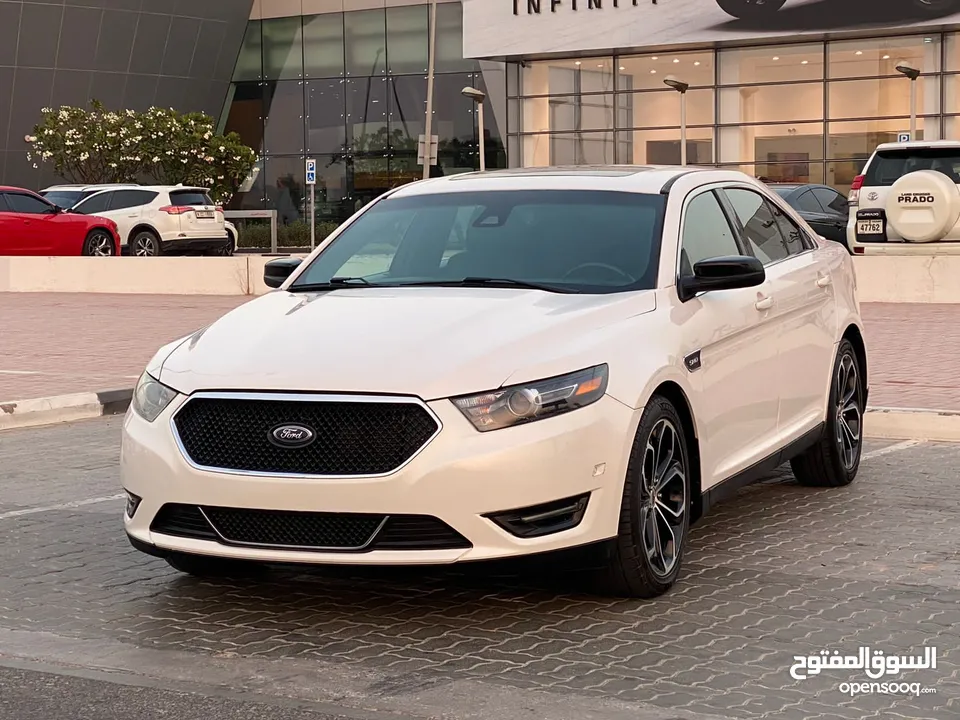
[237, 221, 341, 249]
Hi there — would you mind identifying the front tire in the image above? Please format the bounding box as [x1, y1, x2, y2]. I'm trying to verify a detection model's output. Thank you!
[716, 0, 787, 18]
[596, 396, 691, 598]
[166, 552, 266, 578]
[81, 229, 116, 256]
[791, 339, 864, 487]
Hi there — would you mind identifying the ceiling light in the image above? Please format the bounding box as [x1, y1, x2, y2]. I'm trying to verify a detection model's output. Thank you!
[694, 61, 701, 66]
[619, 66, 626, 71]
[652, 56, 658, 60]
[855, 50, 863, 55]
[673, 58, 680, 63]
[801, 60, 808, 65]
[598, 64, 605, 68]
[575, 61, 582, 66]
[772, 56, 779, 61]
[650, 69, 657, 74]
[883, 54, 890, 59]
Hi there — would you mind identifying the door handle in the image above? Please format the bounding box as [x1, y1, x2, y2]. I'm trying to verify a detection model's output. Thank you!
[755, 295, 774, 311]
[817, 275, 832, 288]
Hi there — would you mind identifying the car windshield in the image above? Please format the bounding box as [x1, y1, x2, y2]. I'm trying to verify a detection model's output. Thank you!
[770, 186, 794, 198]
[290, 189, 666, 294]
[41, 190, 84, 208]
[865, 148, 960, 186]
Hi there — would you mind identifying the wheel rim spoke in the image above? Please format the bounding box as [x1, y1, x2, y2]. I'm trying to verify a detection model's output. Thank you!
[640, 418, 686, 578]
[834, 353, 861, 470]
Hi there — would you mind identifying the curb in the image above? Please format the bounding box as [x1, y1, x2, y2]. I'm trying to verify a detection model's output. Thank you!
[1, 391, 960, 442]
[0, 388, 133, 431]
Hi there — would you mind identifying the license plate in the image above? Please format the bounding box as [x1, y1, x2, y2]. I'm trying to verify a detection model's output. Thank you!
[857, 220, 883, 235]
[195, 210, 214, 219]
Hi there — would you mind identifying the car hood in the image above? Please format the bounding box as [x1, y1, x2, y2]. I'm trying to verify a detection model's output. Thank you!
[158, 287, 657, 399]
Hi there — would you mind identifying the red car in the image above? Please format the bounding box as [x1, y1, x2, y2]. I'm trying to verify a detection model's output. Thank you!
[0, 186, 120, 256]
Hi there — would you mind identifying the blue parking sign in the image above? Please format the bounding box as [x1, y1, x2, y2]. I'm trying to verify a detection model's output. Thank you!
[305, 158, 317, 185]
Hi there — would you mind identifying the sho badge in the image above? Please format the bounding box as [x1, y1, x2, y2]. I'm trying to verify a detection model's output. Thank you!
[269, 424, 316, 448]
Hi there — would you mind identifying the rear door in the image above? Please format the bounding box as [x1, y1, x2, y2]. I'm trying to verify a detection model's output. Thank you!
[720, 187, 836, 440]
[105, 189, 158, 247]
[168, 189, 224, 240]
[0, 193, 24, 254]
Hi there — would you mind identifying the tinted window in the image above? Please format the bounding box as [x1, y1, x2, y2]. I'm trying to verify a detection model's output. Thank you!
[169, 190, 213, 206]
[111, 190, 158, 210]
[813, 187, 849, 214]
[795, 190, 824, 213]
[679, 191, 741, 277]
[724, 188, 800, 265]
[6, 193, 53, 214]
[864, 148, 960, 187]
[291, 190, 667, 294]
[0, 194, 10, 212]
[73, 192, 113, 215]
[42, 190, 85, 208]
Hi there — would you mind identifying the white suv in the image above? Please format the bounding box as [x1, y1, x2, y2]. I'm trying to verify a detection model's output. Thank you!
[71, 186, 229, 256]
[847, 140, 960, 254]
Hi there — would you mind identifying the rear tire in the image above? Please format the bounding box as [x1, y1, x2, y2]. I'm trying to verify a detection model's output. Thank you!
[81, 229, 116, 256]
[716, 0, 787, 19]
[130, 229, 161, 257]
[166, 552, 266, 578]
[791, 338, 864, 487]
[595, 395, 691, 598]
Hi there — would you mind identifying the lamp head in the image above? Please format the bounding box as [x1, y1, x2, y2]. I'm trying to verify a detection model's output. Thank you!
[461, 86, 486, 102]
[895, 61, 920, 80]
[663, 75, 689, 93]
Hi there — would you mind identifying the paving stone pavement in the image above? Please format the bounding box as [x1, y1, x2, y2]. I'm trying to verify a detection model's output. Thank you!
[2, 294, 959, 410]
[0, 418, 956, 719]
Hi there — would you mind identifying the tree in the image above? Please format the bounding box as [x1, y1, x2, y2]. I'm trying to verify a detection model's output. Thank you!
[25, 100, 257, 204]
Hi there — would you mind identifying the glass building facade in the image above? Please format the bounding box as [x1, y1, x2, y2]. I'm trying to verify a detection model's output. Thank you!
[507, 32, 960, 194]
[222, 1, 507, 224]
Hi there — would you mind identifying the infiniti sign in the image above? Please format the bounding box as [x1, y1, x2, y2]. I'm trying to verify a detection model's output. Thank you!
[269, 424, 316, 448]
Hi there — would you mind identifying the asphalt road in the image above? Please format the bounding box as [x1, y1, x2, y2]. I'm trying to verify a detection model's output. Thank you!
[0, 417, 957, 720]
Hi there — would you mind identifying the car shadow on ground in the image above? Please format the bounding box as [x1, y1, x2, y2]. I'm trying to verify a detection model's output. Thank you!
[709, 0, 957, 33]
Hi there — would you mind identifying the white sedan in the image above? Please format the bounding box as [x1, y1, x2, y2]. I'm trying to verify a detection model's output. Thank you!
[121, 166, 868, 598]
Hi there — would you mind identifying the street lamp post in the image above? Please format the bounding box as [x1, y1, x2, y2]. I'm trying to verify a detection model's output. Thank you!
[461, 86, 487, 171]
[663, 75, 690, 166]
[896, 61, 921, 138]
[422, 0, 438, 180]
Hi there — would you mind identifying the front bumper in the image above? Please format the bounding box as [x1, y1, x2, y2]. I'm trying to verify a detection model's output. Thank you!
[121, 393, 639, 565]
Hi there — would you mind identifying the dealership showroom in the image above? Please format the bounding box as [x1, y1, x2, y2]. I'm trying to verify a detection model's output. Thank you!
[213, 0, 960, 222]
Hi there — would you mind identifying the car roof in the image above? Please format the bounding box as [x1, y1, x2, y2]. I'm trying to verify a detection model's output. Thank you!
[0, 185, 40, 193]
[875, 140, 960, 151]
[42, 183, 139, 190]
[385, 165, 747, 197]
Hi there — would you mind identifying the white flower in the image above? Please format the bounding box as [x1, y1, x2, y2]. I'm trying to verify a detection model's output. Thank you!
[219, 145, 225, 152]
[23, 134, 36, 142]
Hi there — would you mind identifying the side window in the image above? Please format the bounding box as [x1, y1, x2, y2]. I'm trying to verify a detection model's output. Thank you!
[111, 190, 157, 211]
[723, 188, 801, 265]
[813, 187, 849, 214]
[0, 194, 10, 212]
[795, 190, 824, 213]
[6, 193, 54, 214]
[73, 192, 113, 215]
[679, 191, 741, 277]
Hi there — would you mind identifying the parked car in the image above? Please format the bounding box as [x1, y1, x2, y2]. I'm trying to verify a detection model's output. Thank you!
[39, 183, 140, 210]
[0, 186, 119, 256]
[122, 166, 867, 598]
[767, 183, 851, 251]
[70, 185, 230, 256]
[847, 140, 960, 253]
[717, 0, 958, 19]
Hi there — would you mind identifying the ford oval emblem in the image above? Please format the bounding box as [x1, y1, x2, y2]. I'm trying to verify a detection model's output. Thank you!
[269, 424, 316, 448]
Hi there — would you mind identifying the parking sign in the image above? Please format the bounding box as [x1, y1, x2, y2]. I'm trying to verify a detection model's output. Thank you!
[305, 158, 317, 185]
[897, 132, 911, 143]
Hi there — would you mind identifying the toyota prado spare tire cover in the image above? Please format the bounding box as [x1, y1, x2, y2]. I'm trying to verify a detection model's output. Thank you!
[885, 170, 960, 243]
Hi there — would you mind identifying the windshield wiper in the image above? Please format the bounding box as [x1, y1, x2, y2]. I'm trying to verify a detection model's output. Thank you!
[288, 276, 373, 292]
[399, 277, 579, 294]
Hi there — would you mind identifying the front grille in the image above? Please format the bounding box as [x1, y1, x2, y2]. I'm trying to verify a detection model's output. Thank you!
[149, 503, 471, 552]
[173, 395, 439, 476]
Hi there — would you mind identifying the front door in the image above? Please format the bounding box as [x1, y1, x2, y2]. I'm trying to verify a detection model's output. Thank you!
[673, 187, 783, 489]
[5, 192, 60, 254]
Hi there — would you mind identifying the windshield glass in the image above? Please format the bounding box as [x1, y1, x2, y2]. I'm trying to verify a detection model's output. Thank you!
[769, 186, 793, 198]
[290, 190, 666, 294]
[41, 190, 84, 208]
[865, 148, 960, 186]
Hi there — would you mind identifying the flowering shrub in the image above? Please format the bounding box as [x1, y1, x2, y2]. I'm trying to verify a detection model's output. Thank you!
[25, 101, 257, 204]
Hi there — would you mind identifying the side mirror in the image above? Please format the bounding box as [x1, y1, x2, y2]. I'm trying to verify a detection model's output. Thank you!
[678, 255, 765, 302]
[263, 257, 303, 289]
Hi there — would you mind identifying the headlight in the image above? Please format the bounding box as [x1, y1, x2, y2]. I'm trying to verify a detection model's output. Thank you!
[131, 372, 178, 422]
[452, 364, 608, 432]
